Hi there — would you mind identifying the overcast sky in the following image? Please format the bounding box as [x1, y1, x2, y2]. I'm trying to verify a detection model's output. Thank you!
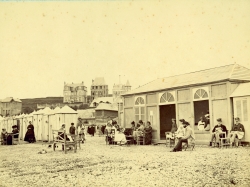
[0, 1, 250, 99]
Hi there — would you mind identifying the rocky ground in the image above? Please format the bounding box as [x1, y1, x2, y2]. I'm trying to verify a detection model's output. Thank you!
[0, 135, 250, 187]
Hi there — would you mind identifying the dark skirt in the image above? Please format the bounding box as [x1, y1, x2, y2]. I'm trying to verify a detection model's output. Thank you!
[144, 133, 152, 145]
[24, 130, 36, 143]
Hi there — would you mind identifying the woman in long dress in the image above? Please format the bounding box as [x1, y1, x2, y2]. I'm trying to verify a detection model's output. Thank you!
[144, 121, 153, 145]
[24, 121, 36, 143]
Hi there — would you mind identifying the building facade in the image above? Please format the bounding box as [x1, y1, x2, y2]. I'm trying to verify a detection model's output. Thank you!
[121, 64, 250, 144]
[113, 80, 132, 103]
[63, 82, 87, 103]
[0, 97, 22, 116]
[91, 77, 109, 102]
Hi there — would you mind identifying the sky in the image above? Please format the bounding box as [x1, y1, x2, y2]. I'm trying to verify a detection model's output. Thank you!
[0, 0, 250, 99]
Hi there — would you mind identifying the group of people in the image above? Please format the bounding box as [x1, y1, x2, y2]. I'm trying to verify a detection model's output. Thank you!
[167, 116, 245, 152]
[1, 121, 36, 145]
[1, 125, 19, 145]
[209, 117, 245, 147]
[130, 120, 153, 145]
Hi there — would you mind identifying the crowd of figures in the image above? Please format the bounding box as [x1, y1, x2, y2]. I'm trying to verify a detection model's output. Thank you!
[103, 119, 153, 145]
[167, 116, 245, 152]
[0, 115, 246, 152]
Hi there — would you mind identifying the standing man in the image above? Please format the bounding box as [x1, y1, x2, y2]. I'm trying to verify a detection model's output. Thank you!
[229, 117, 245, 147]
[209, 118, 227, 147]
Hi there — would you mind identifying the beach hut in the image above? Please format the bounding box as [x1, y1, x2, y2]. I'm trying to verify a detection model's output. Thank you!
[0, 116, 4, 131]
[42, 107, 52, 141]
[48, 107, 61, 142]
[55, 105, 77, 133]
[15, 114, 24, 140]
[36, 109, 46, 141]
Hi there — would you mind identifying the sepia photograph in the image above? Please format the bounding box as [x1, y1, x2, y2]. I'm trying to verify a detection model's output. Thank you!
[0, 0, 250, 186]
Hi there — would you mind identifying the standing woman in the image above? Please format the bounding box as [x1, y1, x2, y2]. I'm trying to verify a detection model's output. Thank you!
[24, 121, 36, 143]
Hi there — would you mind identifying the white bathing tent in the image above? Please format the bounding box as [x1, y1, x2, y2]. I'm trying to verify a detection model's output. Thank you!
[0, 116, 4, 132]
[15, 113, 25, 139]
[55, 105, 78, 133]
[48, 107, 61, 142]
[36, 109, 46, 141]
[42, 107, 53, 141]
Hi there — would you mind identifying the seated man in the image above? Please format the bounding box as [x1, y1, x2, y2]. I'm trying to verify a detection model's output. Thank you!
[209, 118, 227, 147]
[170, 119, 195, 152]
[58, 124, 70, 141]
[229, 117, 245, 147]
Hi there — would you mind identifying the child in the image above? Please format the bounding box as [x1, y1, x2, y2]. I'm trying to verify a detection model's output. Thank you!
[69, 123, 76, 141]
[79, 127, 85, 143]
[1, 128, 8, 145]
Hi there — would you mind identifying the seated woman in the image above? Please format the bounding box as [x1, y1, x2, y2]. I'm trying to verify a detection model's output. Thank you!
[133, 120, 145, 144]
[197, 117, 205, 131]
[12, 125, 19, 138]
[144, 121, 153, 145]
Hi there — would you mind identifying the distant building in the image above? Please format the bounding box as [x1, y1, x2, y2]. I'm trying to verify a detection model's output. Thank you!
[63, 81, 87, 103]
[112, 80, 131, 103]
[0, 97, 22, 116]
[91, 77, 109, 102]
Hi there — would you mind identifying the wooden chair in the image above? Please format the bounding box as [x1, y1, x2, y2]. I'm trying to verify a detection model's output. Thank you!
[52, 130, 80, 154]
[12, 133, 20, 145]
[212, 131, 227, 147]
[183, 138, 195, 151]
[165, 132, 175, 148]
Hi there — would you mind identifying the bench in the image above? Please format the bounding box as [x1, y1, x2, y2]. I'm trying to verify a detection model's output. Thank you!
[52, 130, 81, 154]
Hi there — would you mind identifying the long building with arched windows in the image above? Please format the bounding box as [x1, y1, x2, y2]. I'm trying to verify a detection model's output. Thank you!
[121, 64, 250, 144]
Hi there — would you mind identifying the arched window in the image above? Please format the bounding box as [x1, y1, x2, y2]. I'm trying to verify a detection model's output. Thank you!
[134, 96, 145, 122]
[160, 92, 174, 103]
[135, 97, 145, 105]
[194, 89, 208, 99]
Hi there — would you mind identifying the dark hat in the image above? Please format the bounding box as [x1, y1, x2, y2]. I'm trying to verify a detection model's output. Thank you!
[217, 118, 222, 122]
[131, 121, 135, 125]
[139, 120, 143, 124]
[234, 117, 240, 120]
[179, 119, 185, 123]
[12, 125, 18, 128]
[71, 123, 74, 125]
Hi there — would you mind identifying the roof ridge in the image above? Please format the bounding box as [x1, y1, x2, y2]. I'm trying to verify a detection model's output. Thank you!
[161, 64, 235, 80]
[228, 63, 237, 79]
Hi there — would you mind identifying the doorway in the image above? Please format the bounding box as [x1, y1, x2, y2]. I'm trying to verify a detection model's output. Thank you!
[159, 104, 176, 140]
[194, 100, 209, 130]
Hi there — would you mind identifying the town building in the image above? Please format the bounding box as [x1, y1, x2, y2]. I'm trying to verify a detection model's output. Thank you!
[89, 97, 114, 108]
[63, 82, 87, 103]
[121, 64, 250, 144]
[0, 97, 22, 116]
[113, 80, 132, 103]
[95, 103, 118, 126]
[91, 77, 109, 102]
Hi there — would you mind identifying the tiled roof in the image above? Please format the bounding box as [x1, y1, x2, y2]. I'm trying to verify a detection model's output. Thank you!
[92, 77, 106, 86]
[95, 103, 118, 111]
[89, 97, 113, 107]
[122, 64, 250, 96]
[77, 109, 95, 118]
[65, 82, 85, 87]
[0, 97, 22, 103]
